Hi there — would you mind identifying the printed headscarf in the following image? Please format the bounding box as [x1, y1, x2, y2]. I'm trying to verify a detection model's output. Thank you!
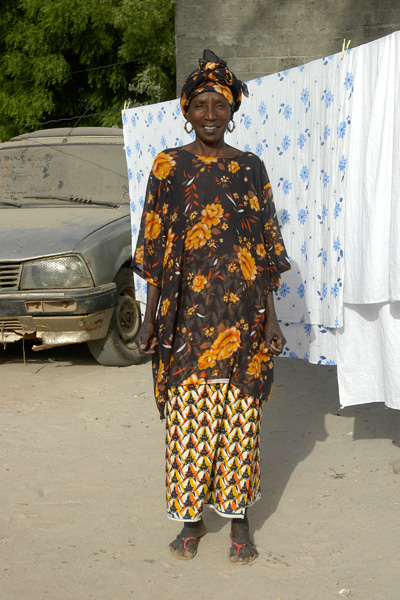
[180, 49, 249, 117]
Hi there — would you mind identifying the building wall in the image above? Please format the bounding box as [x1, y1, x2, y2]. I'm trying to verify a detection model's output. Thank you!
[175, 0, 400, 90]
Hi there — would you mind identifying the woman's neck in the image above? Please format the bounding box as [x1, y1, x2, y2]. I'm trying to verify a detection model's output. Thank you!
[184, 140, 241, 158]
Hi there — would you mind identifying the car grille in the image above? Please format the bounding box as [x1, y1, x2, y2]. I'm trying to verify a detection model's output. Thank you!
[0, 262, 22, 290]
[0, 318, 24, 334]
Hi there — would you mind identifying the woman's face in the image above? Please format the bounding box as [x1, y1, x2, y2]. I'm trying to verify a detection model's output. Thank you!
[186, 92, 231, 144]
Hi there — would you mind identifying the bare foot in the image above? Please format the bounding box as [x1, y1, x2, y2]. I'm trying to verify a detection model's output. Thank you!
[229, 513, 258, 564]
[169, 519, 207, 560]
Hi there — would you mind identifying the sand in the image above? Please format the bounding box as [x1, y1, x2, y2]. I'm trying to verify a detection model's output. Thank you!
[1, 342, 399, 600]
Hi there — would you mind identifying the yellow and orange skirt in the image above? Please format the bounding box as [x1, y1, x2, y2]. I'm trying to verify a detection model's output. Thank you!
[165, 382, 263, 521]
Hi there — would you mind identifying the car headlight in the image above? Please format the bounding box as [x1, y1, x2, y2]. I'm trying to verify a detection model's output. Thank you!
[20, 255, 94, 289]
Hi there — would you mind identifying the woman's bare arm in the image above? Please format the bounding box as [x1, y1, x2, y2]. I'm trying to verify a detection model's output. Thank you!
[135, 282, 161, 354]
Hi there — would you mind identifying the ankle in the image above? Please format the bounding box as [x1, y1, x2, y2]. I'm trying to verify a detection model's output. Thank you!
[184, 519, 203, 529]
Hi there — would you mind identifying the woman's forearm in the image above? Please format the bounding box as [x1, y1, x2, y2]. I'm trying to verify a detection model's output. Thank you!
[266, 290, 278, 321]
[143, 282, 161, 324]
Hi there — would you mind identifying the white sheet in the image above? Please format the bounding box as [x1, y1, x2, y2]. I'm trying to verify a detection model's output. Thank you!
[344, 32, 400, 304]
[337, 303, 400, 409]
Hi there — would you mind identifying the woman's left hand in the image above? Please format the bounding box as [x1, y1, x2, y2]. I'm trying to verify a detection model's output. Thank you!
[264, 291, 286, 355]
[264, 317, 286, 356]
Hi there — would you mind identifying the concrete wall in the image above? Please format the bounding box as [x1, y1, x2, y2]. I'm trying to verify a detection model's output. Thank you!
[175, 0, 400, 91]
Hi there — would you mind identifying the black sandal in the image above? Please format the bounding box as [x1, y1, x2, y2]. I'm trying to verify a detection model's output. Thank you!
[169, 533, 203, 560]
[229, 540, 259, 564]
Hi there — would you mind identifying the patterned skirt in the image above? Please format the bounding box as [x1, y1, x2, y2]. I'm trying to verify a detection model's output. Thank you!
[165, 382, 263, 521]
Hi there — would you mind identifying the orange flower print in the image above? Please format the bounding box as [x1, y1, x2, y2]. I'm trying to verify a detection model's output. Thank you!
[224, 292, 239, 303]
[256, 243, 266, 258]
[182, 373, 206, 386]
[227, 161, 240, 174]
[135, 245, 144, 265]
[199, 156, 218, 165]
[192, 274, 207, 292]
[259, 346, 270, 363]
[145, 210, 161, 240]
[264, 218, 274, 232]
[201, 203, 224, 227]
[185, 221, 211, 250]
[249, 194, 260, 211]
[198, 349, 216, 370]
[274, 242, 284, 256]
[163, 228, 175, 266]
[152, 152, 176, 180]
[211, 326, 241, 361]
[237, 246, 257, 281]
[161, 298, 170, 316]
[247, 354, 262, 378]
[247, 345, 270, 377]
[227, 262, 237, 273]
[213, 84, 234, 106]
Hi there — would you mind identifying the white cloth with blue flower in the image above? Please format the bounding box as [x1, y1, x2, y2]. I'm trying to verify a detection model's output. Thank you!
[123, 32, 400, 409]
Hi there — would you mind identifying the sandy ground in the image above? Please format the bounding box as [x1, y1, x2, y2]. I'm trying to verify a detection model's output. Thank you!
[1, 342, 399, 600]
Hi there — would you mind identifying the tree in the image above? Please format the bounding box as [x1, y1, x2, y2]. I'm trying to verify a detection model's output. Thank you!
[0, 0, 176, 141]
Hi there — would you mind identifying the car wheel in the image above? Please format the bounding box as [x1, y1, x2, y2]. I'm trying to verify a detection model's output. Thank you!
[88, 267, 143, 366]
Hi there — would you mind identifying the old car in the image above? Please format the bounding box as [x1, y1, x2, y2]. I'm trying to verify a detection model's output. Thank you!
[0, 127, 142, 366]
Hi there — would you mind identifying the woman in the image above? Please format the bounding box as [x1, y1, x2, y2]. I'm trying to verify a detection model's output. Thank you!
[133, 50, 290, 564]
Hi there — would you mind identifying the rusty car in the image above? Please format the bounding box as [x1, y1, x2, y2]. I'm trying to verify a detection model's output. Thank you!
[0, 127, 142, 365]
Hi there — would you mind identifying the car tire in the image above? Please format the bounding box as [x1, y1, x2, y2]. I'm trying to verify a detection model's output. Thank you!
[87, 267, 143, 366]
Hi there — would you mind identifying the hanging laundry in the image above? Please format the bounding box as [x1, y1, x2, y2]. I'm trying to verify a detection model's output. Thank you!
[123, 31, 400, 409]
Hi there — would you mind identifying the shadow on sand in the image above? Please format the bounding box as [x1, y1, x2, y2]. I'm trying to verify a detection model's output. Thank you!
[204, 358, 400, 536]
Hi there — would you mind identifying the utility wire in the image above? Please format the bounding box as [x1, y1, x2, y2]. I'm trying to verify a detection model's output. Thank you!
[0, 109, 122, 130]
[0, 55, 153, 130]
[0, 53, 167, 131]
[1, 55, 154, 86]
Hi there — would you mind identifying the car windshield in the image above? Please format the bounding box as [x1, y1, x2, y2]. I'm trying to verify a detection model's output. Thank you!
[0, 138, 130, 207]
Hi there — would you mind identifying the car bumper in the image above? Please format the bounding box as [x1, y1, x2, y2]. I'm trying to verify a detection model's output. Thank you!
[0, 283, 116, 347]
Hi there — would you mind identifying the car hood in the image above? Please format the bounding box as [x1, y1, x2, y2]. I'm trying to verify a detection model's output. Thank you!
[0, 205, 130, 261]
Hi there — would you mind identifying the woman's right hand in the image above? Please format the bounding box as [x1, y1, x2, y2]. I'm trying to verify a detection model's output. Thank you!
[135, 321, 158, 354]
[135, 281, 161, 354]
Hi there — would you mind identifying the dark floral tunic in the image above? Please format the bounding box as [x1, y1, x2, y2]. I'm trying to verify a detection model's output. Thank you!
[133, 148, 290, 418]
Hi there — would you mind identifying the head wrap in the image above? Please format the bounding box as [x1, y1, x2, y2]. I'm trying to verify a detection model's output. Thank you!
[180, 49, 249, 117]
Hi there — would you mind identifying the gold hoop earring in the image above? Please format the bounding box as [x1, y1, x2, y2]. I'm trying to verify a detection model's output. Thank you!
[184, 121, 194, 134]
[227, 120, 236, 133]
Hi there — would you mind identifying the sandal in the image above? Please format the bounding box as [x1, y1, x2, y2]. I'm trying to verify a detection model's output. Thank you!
[169, 533, 203, 560]
[229, 540, 259, 565]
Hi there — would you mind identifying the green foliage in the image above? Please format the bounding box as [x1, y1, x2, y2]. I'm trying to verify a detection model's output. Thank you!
[0, 0, 176, 140]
